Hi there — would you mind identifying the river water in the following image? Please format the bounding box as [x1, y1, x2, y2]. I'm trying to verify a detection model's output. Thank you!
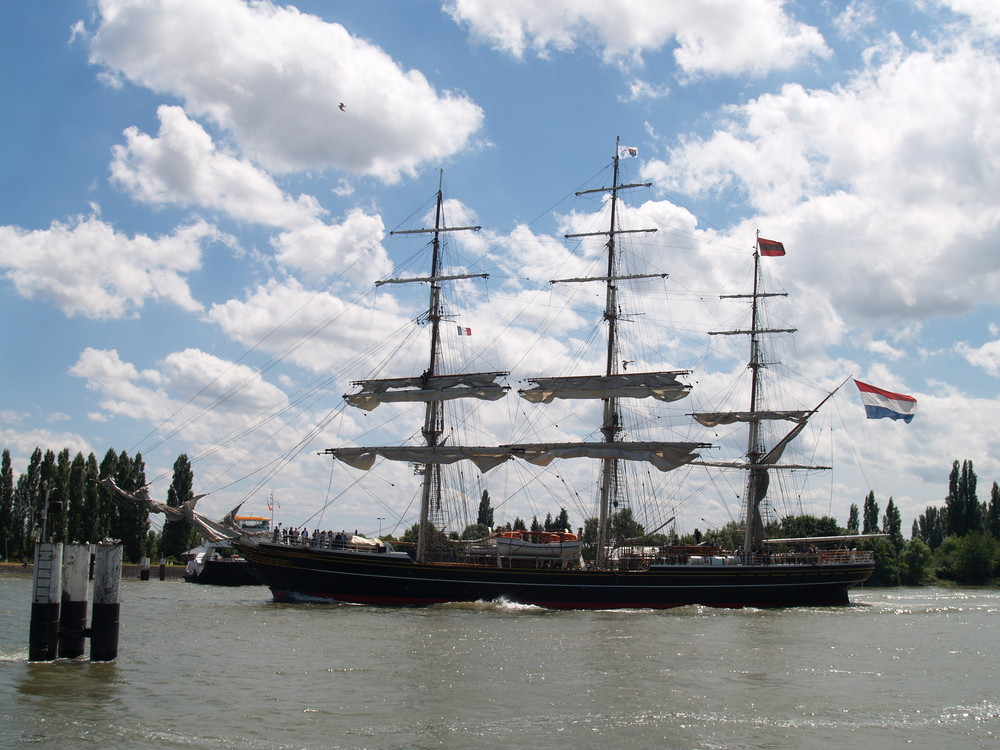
[1, 576, 997, 749]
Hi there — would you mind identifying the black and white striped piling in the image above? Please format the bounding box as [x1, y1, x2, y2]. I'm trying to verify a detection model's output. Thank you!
[90, 542, 123, 662]
[57, 543, 91, 659]
[28, 542, 63, 662]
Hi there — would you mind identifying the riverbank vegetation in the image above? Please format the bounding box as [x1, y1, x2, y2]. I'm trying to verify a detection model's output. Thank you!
[2, 445, 998, 584]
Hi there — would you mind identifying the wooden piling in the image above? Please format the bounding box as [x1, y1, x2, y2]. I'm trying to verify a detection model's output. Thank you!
[139, 556, 150, 580]
[90, 542, 122, 662]
[159, 556, 166, 581]
[58, 543, 91, 659]
[28, 542, 63, 662]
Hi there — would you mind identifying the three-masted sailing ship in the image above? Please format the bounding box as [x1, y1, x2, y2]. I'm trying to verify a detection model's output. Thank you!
[233, 142, 875, 608]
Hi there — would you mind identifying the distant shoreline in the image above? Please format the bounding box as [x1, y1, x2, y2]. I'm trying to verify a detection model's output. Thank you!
[0, 560, 187, 580]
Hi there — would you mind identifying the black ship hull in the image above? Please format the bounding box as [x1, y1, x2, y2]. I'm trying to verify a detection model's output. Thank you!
[234, 541, 873, 609]
[184, 559, 263, 586]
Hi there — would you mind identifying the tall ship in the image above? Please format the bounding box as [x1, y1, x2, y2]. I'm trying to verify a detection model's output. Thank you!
[231, 141, 875, 608]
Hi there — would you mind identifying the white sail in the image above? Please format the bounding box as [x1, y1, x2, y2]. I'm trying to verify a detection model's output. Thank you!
[328, 446, 512, 473]
[519, 372, 690, 404]
[345, 372, 508, 411]
[509, 441, 703, 472]
[690, 409, 809, 427]
[328, 440, 703, 474]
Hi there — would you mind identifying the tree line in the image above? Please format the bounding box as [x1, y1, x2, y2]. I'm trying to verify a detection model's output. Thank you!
[1, 447, 199, 564]
[5, 444, 1000, 584]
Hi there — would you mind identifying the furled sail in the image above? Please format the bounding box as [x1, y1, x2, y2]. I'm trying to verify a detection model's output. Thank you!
[690, 409, 809, 427]
[327, 440, 704, 474]
[345, 372, 508, 411]
[325, 446, 512, 473]
[508, 441, 704, 472]
[519, 372, 690, 404]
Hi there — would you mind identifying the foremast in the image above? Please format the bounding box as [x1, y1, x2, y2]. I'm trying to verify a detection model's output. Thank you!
[333, 170, 490, 563]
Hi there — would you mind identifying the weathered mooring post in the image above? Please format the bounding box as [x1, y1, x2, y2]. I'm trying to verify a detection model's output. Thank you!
[28, 542, 63, 662]
[159, 555, 167, 581]
[90, 542, 123, 662]
[58, 543, 91, 659]
[139, 556, 150, 580]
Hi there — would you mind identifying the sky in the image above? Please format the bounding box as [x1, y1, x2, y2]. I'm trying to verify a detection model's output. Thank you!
[3, 0, 1000, 540]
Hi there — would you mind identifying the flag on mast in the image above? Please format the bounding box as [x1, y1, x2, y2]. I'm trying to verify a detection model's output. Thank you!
[618, 145, 638, 159]
[854, 380, 917, 422]
[757, 237, 785, 256]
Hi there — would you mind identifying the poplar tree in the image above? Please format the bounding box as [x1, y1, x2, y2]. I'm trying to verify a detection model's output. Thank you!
[115, 451, 150, 562]
[83, 453, 101, 542]
[847, 503, 860, 534]
[987, 482, 1000, 540]
[65, 453, 88, 543]
[97, 449, 120, 540]
[915, 505, 945, 549]
[12, 448, 43, 556]
[862, 491, 880, 534]
[161, 454, 195, 560]
[0, 450, 13, 560]
[476, 489, 494, 528]
[882, 498, 903, 551]
[945, 459, 980, 536]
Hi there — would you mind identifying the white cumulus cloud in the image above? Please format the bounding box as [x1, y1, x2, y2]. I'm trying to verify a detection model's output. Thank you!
[90, 0, 484, 180]
[0, 214, 224, 319]
[445, 0, 829, 75]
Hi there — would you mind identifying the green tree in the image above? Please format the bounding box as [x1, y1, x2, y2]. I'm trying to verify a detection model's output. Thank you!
[609, 507, 645, 542]
[547, 508, 570, 532]
[83, 453, 101, 542]
[97, 449, 120, 540]
[400, 522, 452, 559]
[936, 532, 999, 585]
[882, 498, 904, 552]
[461, 523, 489, 540]
[161, 454, 196, 560]
[476, 490, 494, 528]
[847, 503, 860, 534]
[862, 491, 880, 534]
[114, 451, 150, 562]
[866, 536, 900, 586]
[772, 514, 842, 539]
[945, 459, 980, 537]
[899, 538, 933, 585]
[0, 450, 13, 560]
[986, 482, 1000, 540]
[12, 448, 43, 557]
[915, 505, 945, 549]
[65, 453, 88, 543]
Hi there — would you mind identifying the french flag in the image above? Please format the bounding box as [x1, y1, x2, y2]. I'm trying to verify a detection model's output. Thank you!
[854, 380, 917, 423]
[457, 326, 472, 336]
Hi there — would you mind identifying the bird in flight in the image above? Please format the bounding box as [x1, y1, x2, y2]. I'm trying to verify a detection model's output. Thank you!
[339, 102, 346, 111]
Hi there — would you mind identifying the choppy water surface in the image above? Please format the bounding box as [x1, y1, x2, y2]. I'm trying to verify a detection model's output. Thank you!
[1, 577, 997, 749]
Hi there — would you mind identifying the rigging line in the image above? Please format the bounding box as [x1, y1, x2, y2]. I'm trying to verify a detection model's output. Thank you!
[133, 192, 444, 458]
[130, 229, 403, 458]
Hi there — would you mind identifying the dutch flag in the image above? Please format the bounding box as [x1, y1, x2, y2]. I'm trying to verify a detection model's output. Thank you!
[854, 380, 917, 423]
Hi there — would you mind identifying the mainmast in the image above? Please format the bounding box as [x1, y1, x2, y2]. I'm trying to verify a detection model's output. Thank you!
[562, 137, 659, 567]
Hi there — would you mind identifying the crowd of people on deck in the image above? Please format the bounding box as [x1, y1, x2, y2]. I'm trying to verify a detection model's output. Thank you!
[271, 524, 360, 548]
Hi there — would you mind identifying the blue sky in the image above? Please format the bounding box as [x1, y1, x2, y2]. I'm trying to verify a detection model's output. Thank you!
[3, 0, 1000, 538]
